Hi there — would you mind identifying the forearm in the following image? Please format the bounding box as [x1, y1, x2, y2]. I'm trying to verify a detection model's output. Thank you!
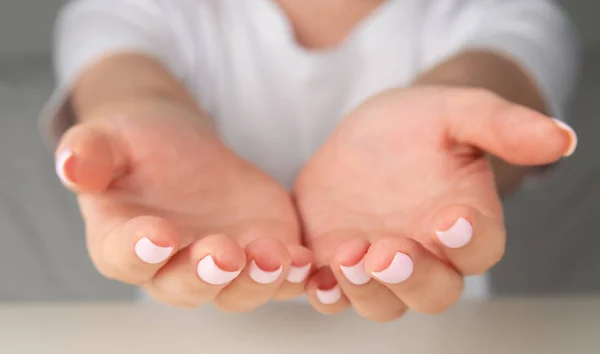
[412, 50, 549, 197]
[71, 53, 212, 129]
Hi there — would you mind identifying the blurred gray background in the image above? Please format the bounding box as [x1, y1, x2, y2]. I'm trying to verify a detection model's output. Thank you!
[0, 0, 598, 302]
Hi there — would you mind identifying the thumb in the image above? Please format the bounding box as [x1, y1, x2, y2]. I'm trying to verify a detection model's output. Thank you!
[445, 91, 577, 166]
[55, 122, 127, 193]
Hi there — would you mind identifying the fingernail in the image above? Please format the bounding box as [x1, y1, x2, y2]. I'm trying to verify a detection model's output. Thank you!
[340, 257, 370, 285]
[56, 149, 76, 188]
[553, 119, 578, 157]
[316, 285, 342, 305]
[371, 252, 413, 284]
[436, 217, 473, 249]
[197, 255, 241, 285]
[286, 263, 311, 283]
[248, 260, 283, 284]
[134, 237, 173, 264]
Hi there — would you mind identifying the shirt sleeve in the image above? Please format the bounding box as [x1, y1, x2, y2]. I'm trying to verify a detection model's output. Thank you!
[419, 0, 581, 121]
[39, 0, 190, 149]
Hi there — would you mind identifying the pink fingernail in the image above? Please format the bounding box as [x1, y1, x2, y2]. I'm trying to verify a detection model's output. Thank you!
[371, 252, 414, 284]
[316, 285, 342, 305]
[286, 263, 311, 283]
[248, 260, 283, 284]
[553, 119, 578, 157]
[340, 257, 370, 285]
[55, 149, 76, 188]
[134, 237, 173, 264]
[436, 217, 473, 249]
[197, 255, 241, 285]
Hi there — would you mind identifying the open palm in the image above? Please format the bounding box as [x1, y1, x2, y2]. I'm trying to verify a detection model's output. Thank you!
[56, 100, 311, 310]
[295, 87, 575, 321]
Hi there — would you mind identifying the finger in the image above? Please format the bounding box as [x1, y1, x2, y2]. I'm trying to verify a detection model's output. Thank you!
[272, 244, 313, 301]
[432, 204, 506, 275]
[306, 267, 351, 315]
[445, 88, 577, 165]
[87, 215, 179, 285]
[145, 234, 246, 308]
[214, 237, 291, 312]
[332, 238, 407, 323]
[55, 123, 127, 192]
[366, 237, 464, 314]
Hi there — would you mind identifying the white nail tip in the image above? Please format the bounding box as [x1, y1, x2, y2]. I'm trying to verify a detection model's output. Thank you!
[134, 237, 173, 264]
[197, 255, 241, 285]
[55, 149, 75, 187]
[371, 252, 414, 284]
[248, 260, 283, 284]
[286, 264, 311, 283]
[340, 258, 371, 285]
[316, 286, 342, 305]
[553, 119, 578, 157]
[436, 217, 473, 249]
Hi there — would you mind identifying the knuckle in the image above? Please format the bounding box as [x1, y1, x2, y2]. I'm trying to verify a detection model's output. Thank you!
[465, 261, 493, 276]
[361, 306, 408, 323]
[95, 257, 153, 285]
[144, 285, 207, 309]
[172, 300, 204, 309]
[448, 87, 488, 108]
[455, 87, 500, 104]
[467, 266, 489, 276]
[181, 273, 211, 294]
[413, 277, 464, 315]
[94, 266, 118, 281]
[90, 255, 120, 281]
[487, 244, 507, 269]
[420, 291, 462, 315]
[422, 301, 454, 315]
[125, 262, 159, 285]
[162, 297, 203, 309]
[459, 227, 506, 275]
[272, 286, 303, 302]
[469, 242, 506, 275]
[492, 106, 531, 149]
[465, 256, 501, 276]
[446, 88, 506, 123]
[345, 289, 377, 304]
[213, 298, 259, 313]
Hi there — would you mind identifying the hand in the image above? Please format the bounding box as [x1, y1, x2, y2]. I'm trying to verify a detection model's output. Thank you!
[294, 87, 576, 322]
[55, 99, 312, 310]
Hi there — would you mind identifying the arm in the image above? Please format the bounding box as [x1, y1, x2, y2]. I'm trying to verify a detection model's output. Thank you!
[414, 0, 580, 197]
[43, 0, 212, 144]
[71, 53, 209, 128]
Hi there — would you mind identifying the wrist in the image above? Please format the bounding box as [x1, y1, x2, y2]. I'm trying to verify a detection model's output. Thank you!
[412, 50, 548, 114]
[71, 53, 210, 127]
[73, 95, 216, 138]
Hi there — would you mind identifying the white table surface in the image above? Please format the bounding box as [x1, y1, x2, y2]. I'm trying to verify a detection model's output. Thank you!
[1, 297, 599, 354]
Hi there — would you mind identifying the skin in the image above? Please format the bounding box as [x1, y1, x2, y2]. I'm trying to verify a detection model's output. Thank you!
[279, 0, 574, 321]
[55, 0, 576, 318]
[60, 54, 313, 310]
[296, 86, 573, 321]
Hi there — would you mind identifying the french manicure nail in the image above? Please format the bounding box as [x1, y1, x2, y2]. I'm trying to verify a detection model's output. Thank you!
[56, 149, 76, 187]
[436, 217, 473, 249]
[316, 285, 342, 305]
[134, 237, 173, 264]
[197, 255, 241, 285]
[286, 263, 311, 283]
[340, 257, 370, 285]
[371, 252, 414, 284]
[553, 119, 578, 157]
[248, 260, 283, 284]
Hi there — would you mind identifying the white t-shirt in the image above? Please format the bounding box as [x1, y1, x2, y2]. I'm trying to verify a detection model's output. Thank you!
[41, 0, 579, 300]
